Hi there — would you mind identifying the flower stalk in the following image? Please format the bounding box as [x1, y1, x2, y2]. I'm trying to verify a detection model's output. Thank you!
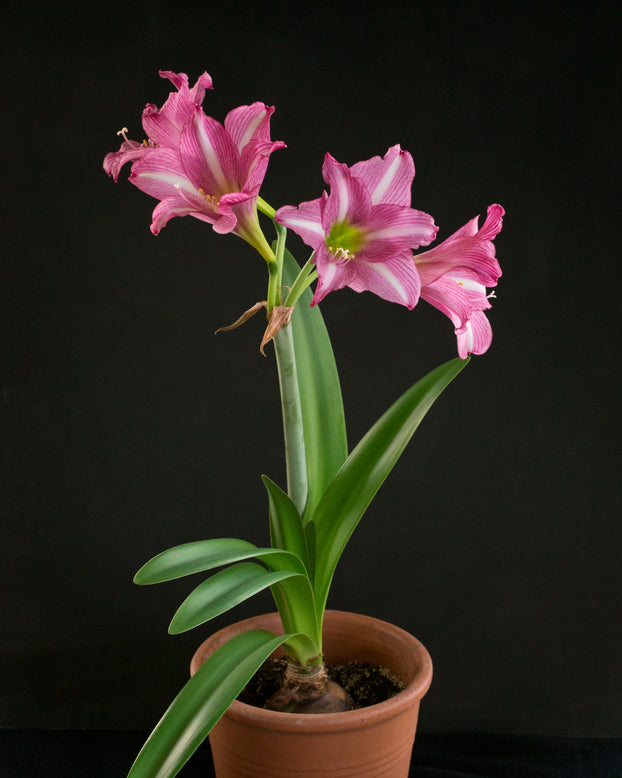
[257, 196, 276, 219]
[266, 221, 287, 312]
[273, 323, 307, 515]
[284, 255, 317, 307]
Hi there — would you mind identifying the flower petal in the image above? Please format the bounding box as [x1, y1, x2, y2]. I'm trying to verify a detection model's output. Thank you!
[224, 103, 276, 152]
[103, 139, 151, 182]
[239, 137, 287, 195]
[321, 154, 372, 228]
[311, 245, 356, 305]
[130, 147, 197, 200]
[180, 107, 239, 195]
[420, 274, 494, 358]
[187, 71, 214, 104]
[142, 71, 213, 148]
[420, 275, 476, 328]
[363, 203, 438, 255]
[456, 311, 493, 359]
[347, 250, 421, 309]
[416, 204, 504, 286]
[215, 191, 255, 234]
[158, 70, 189, 92]
[150, 195, 197, 235]
[275, 196, 326, 249]
[477, 202, 505, 241]
[350, 144, 415, 206]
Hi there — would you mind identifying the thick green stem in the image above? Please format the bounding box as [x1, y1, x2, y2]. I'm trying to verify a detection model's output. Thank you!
[274, 324, 308, 515]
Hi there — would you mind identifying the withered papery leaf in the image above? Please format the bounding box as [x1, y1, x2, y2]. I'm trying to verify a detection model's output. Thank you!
[260, 306, 294, 356]
[215, 301, 267, 334]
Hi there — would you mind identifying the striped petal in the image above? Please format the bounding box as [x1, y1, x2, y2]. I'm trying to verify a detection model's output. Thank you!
[455, 310, 493, 358]
[347, 250, 421, 309]
[275, 196, 326, 250]
[103, 139, 152, 182]
[130, 147, 197, 200]
[150, 195, 197, 235]
[363, 203, 438, 257]
[321, 154, 371, 229]
[180, 107, 240, 195]
[420, 275, 479, 328]
[215, 191, 255, 234]
[350, 144, 415, 206]
[142, 71, 213, 148]
[415, 204, 504, 286]
[420, 274, 494, 357]
[311, 245, 357, 305]
[239, 137, 287, 195]
[224, 103, 276, 152]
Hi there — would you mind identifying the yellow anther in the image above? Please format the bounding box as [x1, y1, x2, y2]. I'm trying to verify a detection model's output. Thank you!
[198, 189, 220, 210]
[330, 247, 353, 264]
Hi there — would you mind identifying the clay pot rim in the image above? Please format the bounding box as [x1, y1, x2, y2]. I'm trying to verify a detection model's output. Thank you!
[191, 610, 433, 734]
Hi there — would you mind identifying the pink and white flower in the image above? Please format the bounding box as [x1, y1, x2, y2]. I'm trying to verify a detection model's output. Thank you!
[103, 70, 213, 183]
[104, 71, 284, 259]
[414, 204, 504, 358]
[275, 145, 438, 308]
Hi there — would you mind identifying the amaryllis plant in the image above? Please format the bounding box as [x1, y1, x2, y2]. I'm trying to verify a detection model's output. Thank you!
[104, 70, 504, 778]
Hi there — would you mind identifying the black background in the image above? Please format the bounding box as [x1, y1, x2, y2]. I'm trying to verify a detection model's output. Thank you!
[4, 0, 620, 740]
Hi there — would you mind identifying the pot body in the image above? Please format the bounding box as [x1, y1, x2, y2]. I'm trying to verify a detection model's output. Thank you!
[190, 610, 433, 778]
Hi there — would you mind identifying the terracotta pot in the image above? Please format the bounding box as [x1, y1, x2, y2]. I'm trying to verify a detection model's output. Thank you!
[190, 610, 433, 777]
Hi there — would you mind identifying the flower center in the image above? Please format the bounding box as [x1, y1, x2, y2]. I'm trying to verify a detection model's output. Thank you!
[326, 220, 364, 262]
[198, 188, 220, 211]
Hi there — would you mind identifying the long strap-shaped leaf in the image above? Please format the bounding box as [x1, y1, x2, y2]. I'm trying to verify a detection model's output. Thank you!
[134, 539, 306, 584]
[136, 539, 320, 662]
[281, 249, 348, 521]
[127, 629, 296, 778]
[264, 475, 310, 572]
[263, 475, 321, 658]
[312, 357, 469, 618]
[168, 562, 302, 634]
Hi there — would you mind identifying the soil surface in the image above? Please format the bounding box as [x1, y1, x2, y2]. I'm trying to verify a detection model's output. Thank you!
[238, 658, 405, 710]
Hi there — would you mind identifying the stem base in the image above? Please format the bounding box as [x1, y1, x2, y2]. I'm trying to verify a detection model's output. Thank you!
[264, 661, 352, 713]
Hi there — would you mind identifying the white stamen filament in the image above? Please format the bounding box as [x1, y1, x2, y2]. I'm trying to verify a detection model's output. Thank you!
[330, 247, 353, 264]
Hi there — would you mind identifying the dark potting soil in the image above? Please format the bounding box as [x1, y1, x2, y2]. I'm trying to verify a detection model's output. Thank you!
[237, 658, 405, 710]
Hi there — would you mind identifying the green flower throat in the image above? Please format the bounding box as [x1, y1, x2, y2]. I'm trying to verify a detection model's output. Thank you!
[326, 220, 365, 261]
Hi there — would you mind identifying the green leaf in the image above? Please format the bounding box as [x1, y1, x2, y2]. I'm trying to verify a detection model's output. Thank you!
[168, 562, 302, 634]
[304, 520, 317, 577]
[263, 475, 310, 571]
[261, 477, 321, 658]
[134, 539, 305, 584]
[127, 629, 296, 778]
[267, 577, 321, 662]
[281, 248, 348, 521]
[312, 357, 470, 618]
